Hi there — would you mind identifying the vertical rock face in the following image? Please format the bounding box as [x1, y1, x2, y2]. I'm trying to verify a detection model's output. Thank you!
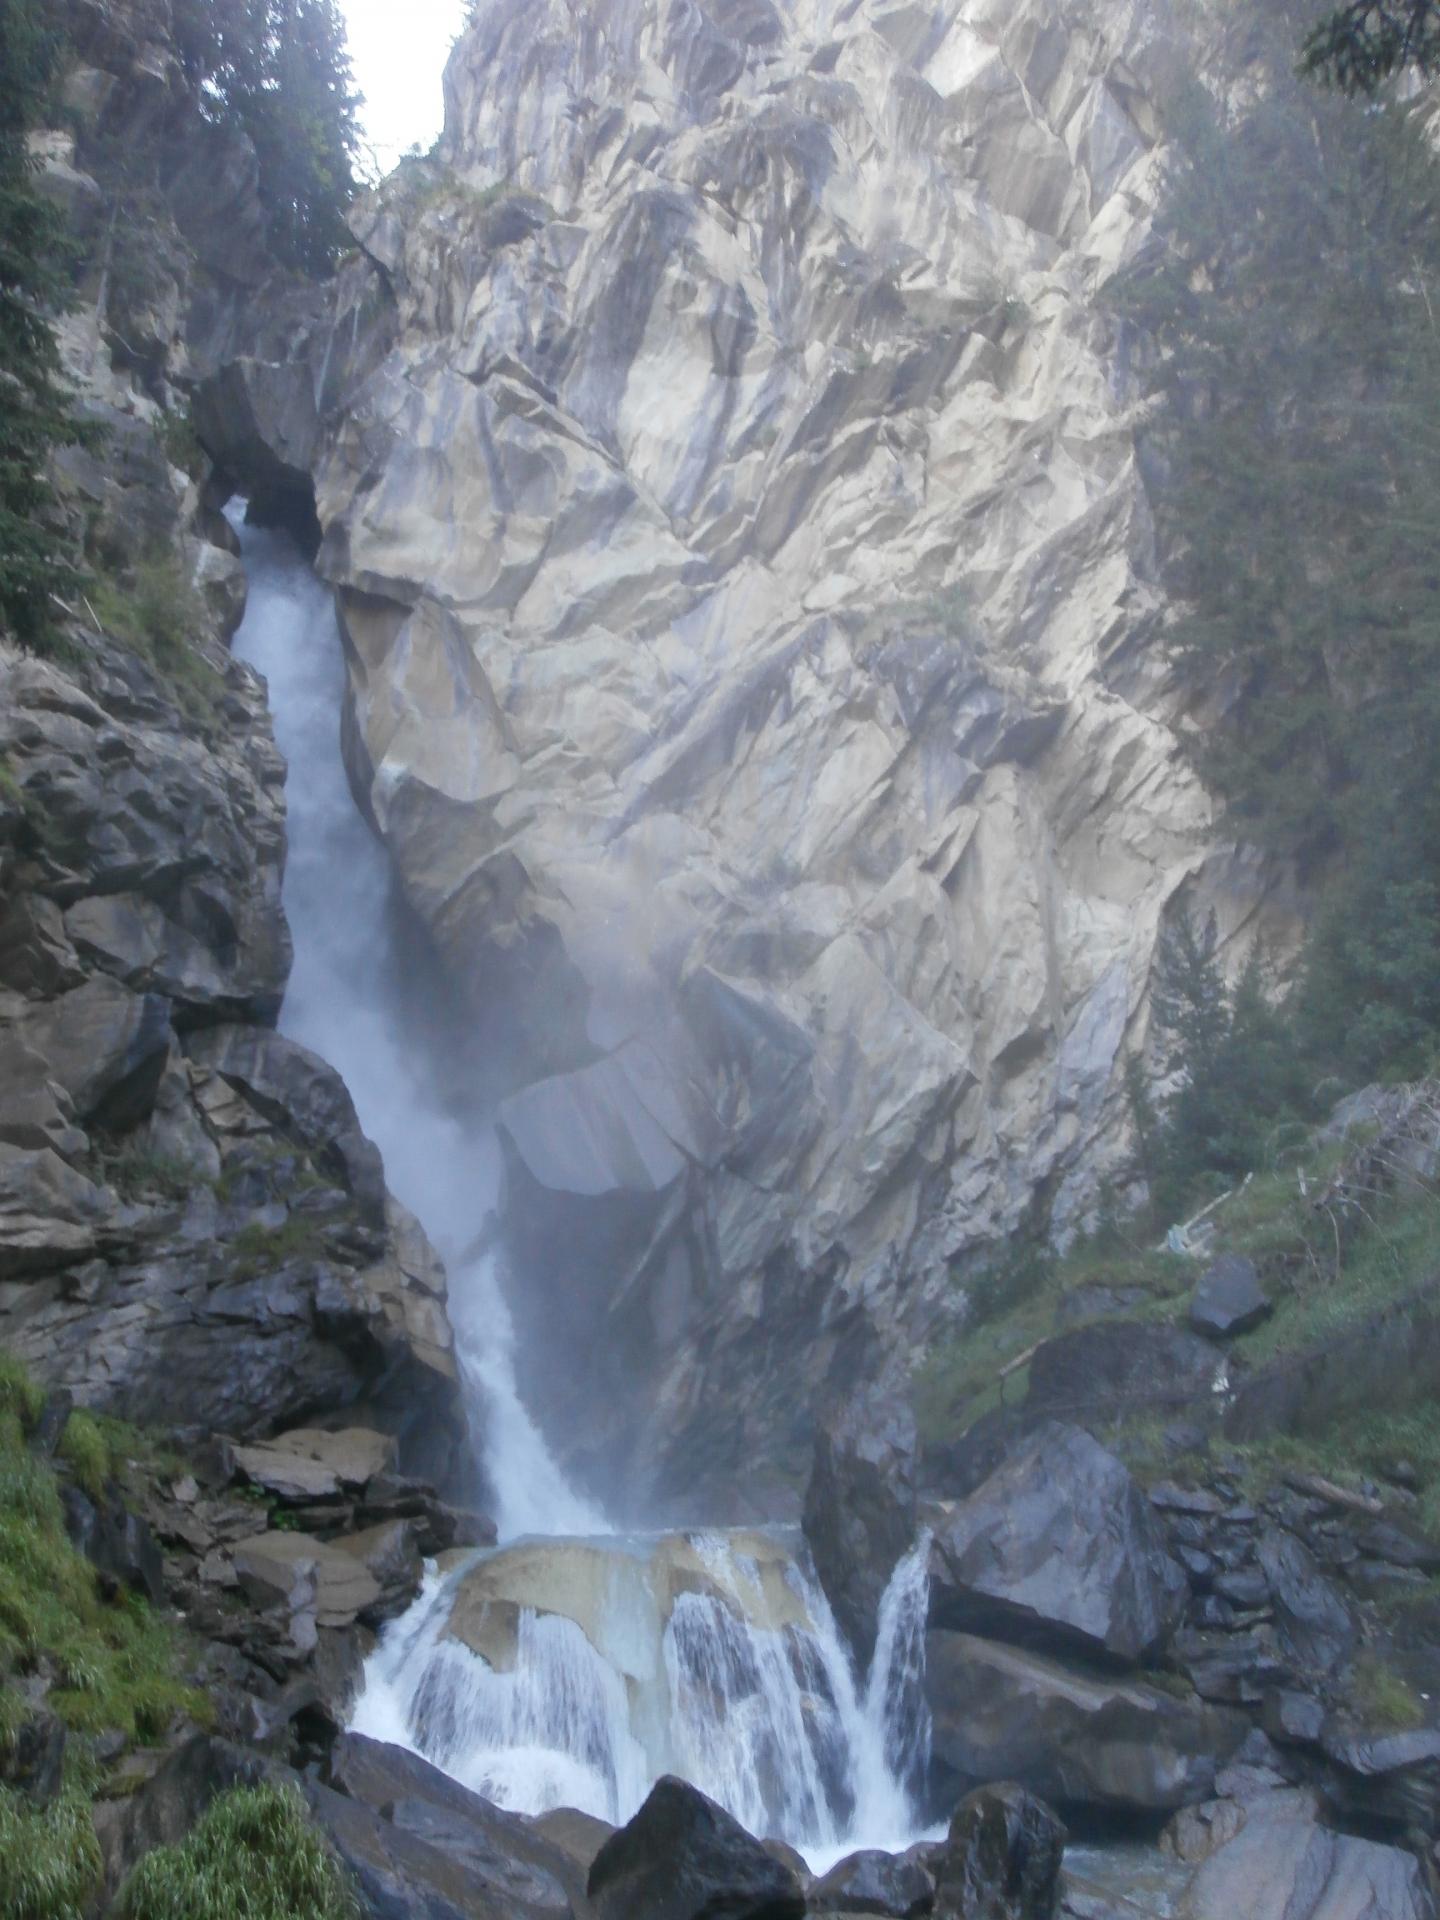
[302, 0, 1276, 1510]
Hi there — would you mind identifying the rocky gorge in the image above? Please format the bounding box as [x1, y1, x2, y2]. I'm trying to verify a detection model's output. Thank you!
[3, 0, 1440, 1916]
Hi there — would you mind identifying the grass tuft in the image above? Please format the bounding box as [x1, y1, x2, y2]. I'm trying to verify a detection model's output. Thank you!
[1350, 1652, 1427, 1732]
[0, 1782, 104, 1920]
[57, 1414, 110, 1503]
[117, 1783, 357, 1920]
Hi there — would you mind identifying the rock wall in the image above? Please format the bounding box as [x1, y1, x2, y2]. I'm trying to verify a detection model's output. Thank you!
[0, 0, 467, 1487]
[258, 0, 1293, 1515]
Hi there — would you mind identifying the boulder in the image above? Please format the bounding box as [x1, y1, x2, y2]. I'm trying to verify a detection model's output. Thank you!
[1024, 1326, 1225, 1431]
[328, 1733, 584, 1917]
[230, 1427, 398, 1502]
[928, 1423, 1187, 1664]
[0, 1147, 106, 1276]
[934, 1782, 1066, 1920]
[1188, 1256, 1272, 1341]
[927, 1630, 1245, 1815]
[530, 1805, 616, 1877]
[803, 1383, 919, 1667]
[586, 1776, 806, 1920]
[1321, 1726, 1440, 1833]
[810, 1845, 934, 1916]
[1176, 1788, 1437, 1920]
[334, 1518, 424, 1622]
[60, 1484, 165, 1605]
[232, 1531, 381, 1631]
[19, 977, 172, 1126]
[1254, 1528, 1356, 1677]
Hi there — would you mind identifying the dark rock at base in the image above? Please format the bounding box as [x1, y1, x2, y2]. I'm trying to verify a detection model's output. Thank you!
[327, 1732, 584, 1916]
[810, 1845, 934, 1915]
[927, 1630, 1245, 1815]
[0, 1707, 66, 1804]
[803, 1383, 918, 1668]
[1320, 1726, 1440, 1834]
[1025, 1324, 1224, 1430]
[97, 1735, 271, 1907]
[302, 1777, 523, 1920]
[586, 1776, 806, 1920]
[1175, 1787, 1438, 1920]
[934, 1782, 1065, 1920]
[61, 1483, 165, 1604]
[928, 1423, 1187, 1665]
[1188, 1256, 1271, 1341]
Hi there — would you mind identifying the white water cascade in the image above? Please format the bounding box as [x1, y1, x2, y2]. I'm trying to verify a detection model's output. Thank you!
[229, 517, 933, 1865]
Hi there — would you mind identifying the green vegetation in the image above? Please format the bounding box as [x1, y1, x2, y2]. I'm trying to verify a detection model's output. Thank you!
[97, 1143, 201, 1205]
[917, 1120, 1440, 1503]
[1304, 1, 1440, 90]
[229, 1216, 328, 1278]
[0, 1780, 104, 1920]
[170, 0, 362, 274]
[118, 1783, 356, 1920]
[0, 0, 92, 647]
[1118, 0, 1440, 1117]
[0, 1355, 212, 1920]
[57, 1413, 110, 1504]
[88, 557, 225, 727]
[1349, 1651, 1426, 1730]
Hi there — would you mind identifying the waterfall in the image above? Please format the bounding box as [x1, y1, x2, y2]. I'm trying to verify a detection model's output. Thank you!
[229, 518, 932, 1863]
[351, 1529, 934, 1867]
[228, 516, 601, 1540]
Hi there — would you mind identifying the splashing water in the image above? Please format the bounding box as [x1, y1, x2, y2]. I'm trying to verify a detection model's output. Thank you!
[231, 517, 932, 1861]
[352, 1529, 934, 1865]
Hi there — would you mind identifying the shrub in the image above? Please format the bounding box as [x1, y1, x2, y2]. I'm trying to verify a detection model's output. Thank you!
[118, 1784, 357, 1920]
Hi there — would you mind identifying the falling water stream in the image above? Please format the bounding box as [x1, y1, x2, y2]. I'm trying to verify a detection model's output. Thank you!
[229, 516, 934, 1868]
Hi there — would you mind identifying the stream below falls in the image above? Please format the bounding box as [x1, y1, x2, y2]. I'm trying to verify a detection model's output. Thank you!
[229, 515, 937, 1869]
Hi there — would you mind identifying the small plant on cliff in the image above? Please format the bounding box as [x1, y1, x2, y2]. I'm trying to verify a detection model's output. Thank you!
[118, 1783, 358, 1920]
[88, 557, 225, 727]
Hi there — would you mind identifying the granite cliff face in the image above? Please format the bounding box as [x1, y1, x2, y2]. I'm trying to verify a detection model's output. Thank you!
[270, 0, 1286, 1515]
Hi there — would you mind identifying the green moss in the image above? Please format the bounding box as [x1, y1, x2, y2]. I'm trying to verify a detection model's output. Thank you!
[1350, 1653, 1426, 1732]
[0, 1781, 104, 1920]
[228, 1216, 327, 1278]
[88, 558, 224, 727]
[118, 1783, 357, 1920]
[57, 1413, 110, 1503]
[0, 1355, 205, 1747]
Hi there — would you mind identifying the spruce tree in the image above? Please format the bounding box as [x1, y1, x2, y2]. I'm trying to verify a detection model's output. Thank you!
[172, 0, 361, 274]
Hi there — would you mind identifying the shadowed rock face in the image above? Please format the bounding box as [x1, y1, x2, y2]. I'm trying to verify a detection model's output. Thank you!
[282, 0, 1293, 1509]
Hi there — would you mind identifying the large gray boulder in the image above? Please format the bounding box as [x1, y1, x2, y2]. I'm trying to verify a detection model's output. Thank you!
[810, 1846, 934, 1916]
[927, 1630, 1245, 1815]
[1177, 1788, 1437, 1920]
[586, 1776, 805, 1920]
[934, 1782, 1066, 1920]
[803, 1382, 918, 1667]
[929, 1423, 1187, 1665]
[327, 1733, 583, 1917]
[1188, 1256, 1271, 1341]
